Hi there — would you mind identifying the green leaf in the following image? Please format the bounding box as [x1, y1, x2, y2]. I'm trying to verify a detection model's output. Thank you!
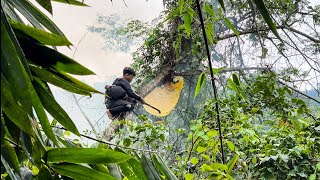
[30, 82, 58, 145]
[194, 72, 206, 98]
[218, 0, 225, 11]
[184, 173, 194, 180]
[153, 154, 178, 180]
[20, 41, 95, 75]
[1, 74, 34, 137]
[205, 4, 215, 16]
[227, 155, 239, 174]
[183, 12, 192, 36]
[190, 157, 199, 165]
[1, 140, 20, 174]
[1, 155, 18, 180]
[35, 0, 52, 14]
[31, 66, 91, 96]
[1, 14, 32, 114]
[179, 0, 184, 14]
[52, 0, 89, 6]
[253, 0, 281, 39]
[12, 0, 66, 37]
[309, 174, 316, 180]
[227, 141, 235, 151]
[119, 158, 148, 180]
[160, 134, 165, 142]
[164, 8, 179, 22]
[51, 163, 115, 180]
[33, 79, 80, 135]
[201, 154, 210, 161]
[206, 22, 215, 45]
[224, 18, 239, 37]
[201, 164, 214, 172]
[47, 148, 132, 164]
[232, 74, 240, 86]
[140, 154, 161, 180]
[207, 130, 219, 137]
[11, 21, 71, 46]
[211, 163, 228, 171]
[197, 146, 207, 153]
[90, 164, 110, 174]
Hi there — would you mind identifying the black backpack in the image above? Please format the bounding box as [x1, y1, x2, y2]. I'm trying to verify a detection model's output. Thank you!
[105, 85, 126, 101]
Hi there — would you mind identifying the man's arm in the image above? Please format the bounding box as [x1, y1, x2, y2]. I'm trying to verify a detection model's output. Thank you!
[120, 79, 142, 101]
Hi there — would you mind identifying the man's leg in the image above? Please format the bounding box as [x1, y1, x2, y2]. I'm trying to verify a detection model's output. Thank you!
[107, 100, 133, 119]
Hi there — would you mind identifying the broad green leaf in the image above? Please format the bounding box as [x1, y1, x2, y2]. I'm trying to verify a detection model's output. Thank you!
[47, 148, 132, 164]
[123, 138, 131, 147]
[11, 21, 71, 46]
[52, 0, 89, 6]
[90, 164, 110, 174]
[119, 158, 148, 180]
[218, 0, 225, 11]
[211, 163, 228, 171]
[253, 0, 281, 39]
[194, 72, 206, 98]
[31, 66, 91, 96]
[201, 164, 213, 172]
[190, 157, 199, 165]
[11, 0, 66, 37]
[227, 141, 235, 151]
[1, 14, 32, 114]
[201, 154, 210, 161]
[51, 163, 115, 180]
[197, 146, 207, 153]
[20, 41, 95, 75]
[183, 12, 192, 36]
[140, 154, 161, 180]
[33, 79, 80, 135]
[153, 154, 178, 180]
[186, 7, 195, 18]
[224, 18, 239, 37]
[212, 67, 225, 74]
[58, 71, 100, 93]
[207, 130, 219, 137]
[227, 155, 239, 174]
[35, 0, 52, 14]
[184, 173, 194, 180]
[1, 74, 34, 137]
[179, 0, 184, 14]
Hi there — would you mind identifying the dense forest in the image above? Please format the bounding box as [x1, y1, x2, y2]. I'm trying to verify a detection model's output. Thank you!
[1, 0, 319, 180]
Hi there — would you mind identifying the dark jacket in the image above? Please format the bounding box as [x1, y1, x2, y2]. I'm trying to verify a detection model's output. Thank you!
[112, 78, 142, 101]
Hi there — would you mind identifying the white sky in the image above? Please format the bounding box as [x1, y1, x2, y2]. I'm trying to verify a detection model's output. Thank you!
[51, 0, 164, 85]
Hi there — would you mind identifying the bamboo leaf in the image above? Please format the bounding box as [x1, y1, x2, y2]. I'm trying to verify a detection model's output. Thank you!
[232, 74, 240, 86]
[11, 21, 71, 46]
[205, 4, 215, 16]
[10, 0, 66, 37]
[183, 12, 192, 36]
[164, 8, 179, 23]
[224, 18, 239, 37]
[253, 0, 281, 39]
[47, 148, 132, 164]
[1, 140, 20, 174]
[51, 163, 115, 180]
[1, 74, 34, 137]
[227, 155, 239, 174]
[30, 81, 59, 145]
[35, 0, 52, 14]
[31, 66, 92, 96]
[140, 154, 161, 180]
[1, 155, 19, 180]
[1, 13, 32, 114]
[194, 72, 206, 98]
[153, 154, 178, 180]
[33, 79, 80, 135]
[20, 41, 95, 75]
[52, 0, 89, 6]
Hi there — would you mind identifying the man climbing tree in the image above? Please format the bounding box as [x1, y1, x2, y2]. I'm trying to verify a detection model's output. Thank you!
[105, 67, 146, 120]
